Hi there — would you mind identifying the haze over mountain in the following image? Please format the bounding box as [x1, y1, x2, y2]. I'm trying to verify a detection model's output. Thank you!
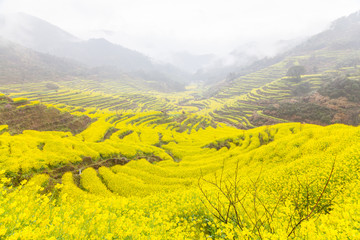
[0, 36, 186, 92]
[0, 13, 190, 89]
[0, 12, 255, 83]
[0, 37, 87, 84]
[0, 13, 150, 69]
[1, 10, 360, 92]
[1, 2, 359, 86]
[0, 12, 79, 53]
[292, 10, 360, 53]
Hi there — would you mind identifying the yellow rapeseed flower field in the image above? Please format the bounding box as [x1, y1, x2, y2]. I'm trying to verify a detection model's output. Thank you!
[0, 114, 360, 239]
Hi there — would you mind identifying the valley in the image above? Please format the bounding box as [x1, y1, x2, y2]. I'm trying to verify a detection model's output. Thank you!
[0, 8, 360, 240]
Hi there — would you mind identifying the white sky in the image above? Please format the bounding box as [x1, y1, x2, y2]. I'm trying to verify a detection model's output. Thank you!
[1, 0, 360, 60]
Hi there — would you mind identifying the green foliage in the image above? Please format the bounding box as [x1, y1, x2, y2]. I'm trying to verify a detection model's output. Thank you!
[292, 81, 312, 96]
[266, 102, 334, 124]
[45, 82, 60, 91]
[287, 65, 306, 82]
[319, 77, 360, 102]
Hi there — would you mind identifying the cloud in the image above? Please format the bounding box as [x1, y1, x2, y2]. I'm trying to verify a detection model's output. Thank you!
[0, 0, 359, 60]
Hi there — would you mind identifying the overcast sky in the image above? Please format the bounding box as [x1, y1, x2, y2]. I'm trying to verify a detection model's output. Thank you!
[0, 0, 360, 60]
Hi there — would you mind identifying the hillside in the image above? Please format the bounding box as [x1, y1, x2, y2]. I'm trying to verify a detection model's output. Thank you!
[2, 12, 360, 126]
[192, 11, 360, 128]
[0, 94, 92, 134]
[0, 38, 87, 84]
[263, 72, 360, 126]
[0, 106, 359, 238]
[292, 10, 360, 53]
[3, 47, 359, 128]
[0, 37, 185, 92]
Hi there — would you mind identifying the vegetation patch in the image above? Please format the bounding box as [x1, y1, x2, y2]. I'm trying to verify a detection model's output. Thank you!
[265, 102, 335, 125]
[318, 77, 360, 102]
[0, 96, 92, 134]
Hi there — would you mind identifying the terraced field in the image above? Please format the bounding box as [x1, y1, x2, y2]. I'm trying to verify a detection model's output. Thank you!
[207, 49, 360, 128]
[1, 106, 360, 239]
[8, 88, 175, 112]
[214, 60, 291, 99]
[1, 43, 360, 239]
[1, 50, 360, 131]
[0, 94, 92, 134]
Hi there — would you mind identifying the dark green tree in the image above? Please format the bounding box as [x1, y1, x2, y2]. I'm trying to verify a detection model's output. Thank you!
[287, 66, 306, 82]
[45, 82, 60, 92]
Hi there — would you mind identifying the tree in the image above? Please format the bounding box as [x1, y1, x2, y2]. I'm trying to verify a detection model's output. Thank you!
[287, 66, 306, 82]
[198, 159, 336, 238]
[45, 82, 60, 92]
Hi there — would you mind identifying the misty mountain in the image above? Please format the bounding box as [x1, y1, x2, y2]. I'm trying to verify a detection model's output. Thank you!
[206, 10, 360, 99]
[0, 37, 86, 85]
[0, 13, 189, 89]
[0, 38, 186, 92]
[292, 11, 360, 53]
[0, 12, 300, 87]
[166, 51, 256, 84]
[216, 10, 360, 85]
[234, 11, 360, 78]
[192, 39, 304, 85]
[0, 13, 150, 70]
[56, 38, 153, 71]
[0, 12, 79, 54]
[168, 51, 216, 73]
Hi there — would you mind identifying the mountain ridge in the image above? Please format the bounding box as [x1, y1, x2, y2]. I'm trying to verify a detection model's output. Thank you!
[0, 12, 189, 90]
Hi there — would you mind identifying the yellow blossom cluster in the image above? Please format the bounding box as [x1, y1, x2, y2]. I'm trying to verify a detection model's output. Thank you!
[0, 113, 360, 239]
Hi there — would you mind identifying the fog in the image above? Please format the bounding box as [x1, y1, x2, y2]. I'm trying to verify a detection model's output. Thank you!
[0, 0, 359, 73]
